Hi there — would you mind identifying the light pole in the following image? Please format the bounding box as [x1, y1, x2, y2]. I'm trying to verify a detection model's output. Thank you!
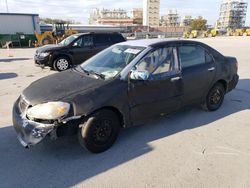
[5, 0, 9, 13]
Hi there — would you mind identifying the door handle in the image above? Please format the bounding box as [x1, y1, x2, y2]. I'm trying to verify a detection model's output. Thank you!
[208, 67, 215, 72]
[171, 76, 182, 82]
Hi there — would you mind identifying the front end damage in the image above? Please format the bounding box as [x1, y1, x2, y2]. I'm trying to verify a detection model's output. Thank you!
[12, 96, 81, 148]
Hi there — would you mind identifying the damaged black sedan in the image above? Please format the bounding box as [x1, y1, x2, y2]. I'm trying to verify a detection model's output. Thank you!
[13, 39, 239, 153]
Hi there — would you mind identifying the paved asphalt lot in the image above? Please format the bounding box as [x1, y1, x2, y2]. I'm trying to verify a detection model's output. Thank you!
[0, 37, 250, 188]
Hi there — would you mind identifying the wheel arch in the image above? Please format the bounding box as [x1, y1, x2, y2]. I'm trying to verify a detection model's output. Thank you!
[215, 79, 228, 92]
[52, 53, 73, 65]
[85, 106, 125, 128]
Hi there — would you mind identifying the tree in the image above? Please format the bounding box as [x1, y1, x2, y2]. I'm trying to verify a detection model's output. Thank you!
[190, 16, 207, 31]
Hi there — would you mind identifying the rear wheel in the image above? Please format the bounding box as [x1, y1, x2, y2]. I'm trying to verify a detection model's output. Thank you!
[202, 83, 225, 111]
[78, 109, 120, 153]
[53, 56, 71, 71]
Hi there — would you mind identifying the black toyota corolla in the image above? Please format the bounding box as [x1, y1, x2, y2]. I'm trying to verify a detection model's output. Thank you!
[13, 39, 239, 153]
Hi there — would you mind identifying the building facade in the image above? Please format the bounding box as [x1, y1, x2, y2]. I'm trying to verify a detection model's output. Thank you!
[180, 15, 193, 27]
[132, 8, 143, 25]
[0, 13, 40, 34]
[161, 9, 180, 27]
[89, 8, 134, 26]
[217, 0, 248, 29]
[143, 0, 160, 27]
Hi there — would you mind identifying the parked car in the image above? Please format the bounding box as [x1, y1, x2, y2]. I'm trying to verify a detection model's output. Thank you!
[34, 32, 126, 71]
[13, 39, 239, 153]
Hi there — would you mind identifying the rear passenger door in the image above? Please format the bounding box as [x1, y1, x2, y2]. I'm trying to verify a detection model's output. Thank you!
[178, 44, 216, 104]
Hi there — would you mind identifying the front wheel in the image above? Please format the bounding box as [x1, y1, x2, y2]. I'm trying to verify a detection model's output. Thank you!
[53, 57, 71, 71]
[202, 83, 225, 111]
[78, 109, 120, 153]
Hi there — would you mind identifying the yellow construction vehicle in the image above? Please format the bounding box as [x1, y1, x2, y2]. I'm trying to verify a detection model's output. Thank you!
[35, 23, 77, 46]
[234, 29, 244, 36]
[202, 29, 217, 37]
[183, 31, 190, 38]
[227, 28, 234, 36]
[209, 29, 218, 37]
[189, 30, 198, 38]
[202, 30, 209, 37]
[243, 28, 250, 36]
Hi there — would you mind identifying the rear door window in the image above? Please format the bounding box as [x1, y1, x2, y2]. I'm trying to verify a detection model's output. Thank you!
[94, 34, 111, 47]
[82, 35, 93, 47]
[178, 45, 206, 68]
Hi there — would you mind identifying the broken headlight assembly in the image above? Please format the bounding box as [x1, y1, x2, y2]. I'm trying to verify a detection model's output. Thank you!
[26, 102, 70, 121]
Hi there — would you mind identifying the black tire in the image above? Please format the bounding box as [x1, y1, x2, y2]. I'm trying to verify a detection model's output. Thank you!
[53, 56, 71, 71]
[202, 83, 225, 111]
[78, 109, 120, 153]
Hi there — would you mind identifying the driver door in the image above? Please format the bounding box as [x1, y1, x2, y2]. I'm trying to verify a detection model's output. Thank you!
[71, 35, 95, 64]
[128, 46, 183, 125]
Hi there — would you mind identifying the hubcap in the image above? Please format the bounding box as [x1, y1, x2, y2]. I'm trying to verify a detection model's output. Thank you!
[57, 59, 69, 70]
[210, 88, 222, 105]
[92, 119, 112, 145]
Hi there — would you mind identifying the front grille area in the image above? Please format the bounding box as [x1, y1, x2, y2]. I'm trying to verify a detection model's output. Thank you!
[18, 96, 29, 113]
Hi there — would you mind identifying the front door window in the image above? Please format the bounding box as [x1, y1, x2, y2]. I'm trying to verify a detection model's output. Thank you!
[133, 47, 179, 80]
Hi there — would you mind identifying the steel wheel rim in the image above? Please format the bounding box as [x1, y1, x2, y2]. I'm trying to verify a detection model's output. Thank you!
[57, 59, 69, 70]
[210, 88, 222, 105]
[92, 119, 112, 145]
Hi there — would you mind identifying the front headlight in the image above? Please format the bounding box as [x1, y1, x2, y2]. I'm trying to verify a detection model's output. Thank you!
[27, 102, 70, 120]
[39, 52, 50, 58]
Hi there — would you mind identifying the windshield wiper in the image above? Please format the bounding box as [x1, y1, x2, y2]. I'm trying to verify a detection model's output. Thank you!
[88, 70, 105, 80]
[81, 68, 105, 80]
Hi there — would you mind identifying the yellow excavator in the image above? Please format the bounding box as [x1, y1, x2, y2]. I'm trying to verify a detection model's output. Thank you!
[243, 29, 250, 36]
[234, 29, 244, 36]
[202, 28, 218, 37]
[35, 23, 77, 46]
[183, 30, 198, 38]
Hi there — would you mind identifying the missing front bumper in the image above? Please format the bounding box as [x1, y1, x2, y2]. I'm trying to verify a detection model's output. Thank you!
[12, 104, 55, 148]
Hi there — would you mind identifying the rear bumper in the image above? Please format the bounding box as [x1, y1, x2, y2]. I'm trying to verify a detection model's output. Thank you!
[228, 74, 239, 92]
[12, 101, 55, 148]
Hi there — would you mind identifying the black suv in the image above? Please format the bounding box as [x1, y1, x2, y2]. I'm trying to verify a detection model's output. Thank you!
[34, 32, 126, 71]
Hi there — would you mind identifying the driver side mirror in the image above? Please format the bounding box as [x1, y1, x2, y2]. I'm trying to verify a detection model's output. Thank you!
[73, 42, 81, 48]
[129, 69, 149, 81]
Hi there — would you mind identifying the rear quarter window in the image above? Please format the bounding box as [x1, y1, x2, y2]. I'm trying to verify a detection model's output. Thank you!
[111, 34, 125, 43]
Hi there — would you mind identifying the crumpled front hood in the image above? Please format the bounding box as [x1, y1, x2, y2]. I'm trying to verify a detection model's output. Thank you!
[22, 69, 106, 105]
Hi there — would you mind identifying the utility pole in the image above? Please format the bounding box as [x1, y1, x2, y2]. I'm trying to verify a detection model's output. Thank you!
[5, 0, 9, 13]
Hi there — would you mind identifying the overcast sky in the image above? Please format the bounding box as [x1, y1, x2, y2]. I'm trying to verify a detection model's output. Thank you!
[0, 0, 249, 26]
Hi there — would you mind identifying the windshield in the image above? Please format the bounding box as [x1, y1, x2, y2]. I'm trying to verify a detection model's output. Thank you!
[80, 45, 146, 79]
[59, 35, 78, 46]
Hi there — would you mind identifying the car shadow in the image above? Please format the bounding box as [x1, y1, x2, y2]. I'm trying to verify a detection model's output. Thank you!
[0, 58, 32, 62]
[0, 79, 249, 188]
[0, 73, 18, 80]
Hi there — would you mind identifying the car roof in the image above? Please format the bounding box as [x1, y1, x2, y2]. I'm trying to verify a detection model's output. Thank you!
[117, 38, 202, 47]
[72, 32, 121, 37]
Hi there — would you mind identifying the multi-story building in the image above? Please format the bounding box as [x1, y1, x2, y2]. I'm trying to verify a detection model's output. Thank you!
[143, 0, 160, 27]
[89, 8, 133, 26]
[132, 8, 143, 25]
[217, 0, 248, 29]
[180, 15, 193, 27]
[161, 9, 180, 27]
